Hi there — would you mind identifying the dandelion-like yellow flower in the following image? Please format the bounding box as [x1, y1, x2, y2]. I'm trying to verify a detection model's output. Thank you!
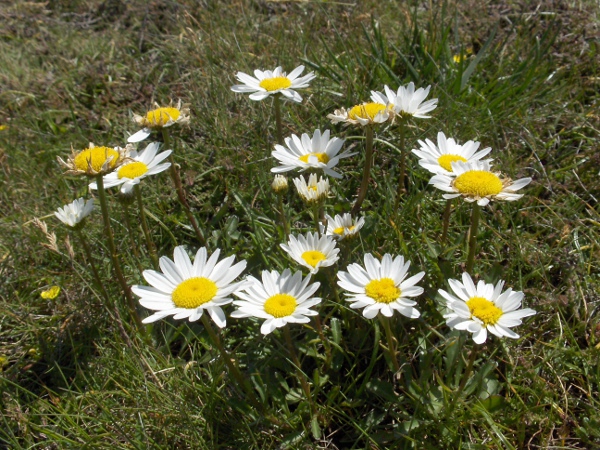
[41, 286, 60, 300]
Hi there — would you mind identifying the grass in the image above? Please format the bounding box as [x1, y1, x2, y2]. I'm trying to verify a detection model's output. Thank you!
[1, 0, 599, 448]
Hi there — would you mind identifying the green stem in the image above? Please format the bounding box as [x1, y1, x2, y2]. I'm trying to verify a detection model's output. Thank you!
[441, 198, 453, 244]
[75, 228, 110, 302]
[445, 344, 480, 417]
[277, 194, 290, 240]
[394, 119, 407, 210]
[134, 184, 159, 270]
[466, 203, 480, 274]
[312, 203, 322, 237]
[284, 326, 315, 415]
[351, 125, 374, 215]
[120, 200, 144, 273]
[274, 95, 283, 145]
[379, 315, 400, 373]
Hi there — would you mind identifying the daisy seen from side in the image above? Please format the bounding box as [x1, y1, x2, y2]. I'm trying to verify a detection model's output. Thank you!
[439, 272, 536, 344]
[128, 100, 190, 143]
[293, 173, 330, 204]
[58, 143, 128, 177]
[322, 213, 365, 240]
[327, 102, 391, 127]
[370, 82, 438, 119]
[231, 65, 316, 103]
[281, 232, 339, 274]
[54, 197, 94, 228]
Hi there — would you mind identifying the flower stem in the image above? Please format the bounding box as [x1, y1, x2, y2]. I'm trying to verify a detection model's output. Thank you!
[283, 326, 315, 415]
[134, 184, 159, 270]
[445, 344, 480, 417]
[466, 203, 480, 274]
[277, 193, 290, 240]
[379, 315, 400, 373]
[394, 119, 407, 210]
[441, 198, 453, 244]
[274, 95, 283, 145]
[120, 200, 144, 272]
[351, 125, 374, 215]
[75, 228, 110, 302]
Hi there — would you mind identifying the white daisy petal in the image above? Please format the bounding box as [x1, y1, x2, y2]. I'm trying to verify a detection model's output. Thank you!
[231, 65, 315, 103]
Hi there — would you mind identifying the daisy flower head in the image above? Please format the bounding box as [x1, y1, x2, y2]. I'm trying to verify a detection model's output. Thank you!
[54, 197, 94, 228]
[327, 102, 391, 127]
[230, 65, 316, 103]
[271, 129, 354, 179]
[337, 253, 424, 319]
[429, 160, 532, 206]
[439, 273, 536, 344]
[58, 143, 128, 177]
[281, 232, 340, 274]
[231, 269, 321, 335]
[370, 83, 438, 119]
[89, 142, 172, 194]
[322, 213, 365, 240]
[272, 174, 289, 194]
[293, 173, 330, 204]
[412, 132, 492, 175]
[128, 100, 190, 143]
[132, 246, 247, 327]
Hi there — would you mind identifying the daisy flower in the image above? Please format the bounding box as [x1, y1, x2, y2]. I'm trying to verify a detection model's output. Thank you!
[337, 253, 425, 319]
[370, 83, 438, 119]
[54, 197, 94, 228]
[89, 142, 172, 194]
[281, 232, 339, 274]
[128, 100, 190, 143]
[271, 129, 354, 179]
[231, 269, 321, 335]
[322, 213, 364, 240]
[271, 174, 289, 194]
[439, 273, 536, 344]
[132, 246, 247, 327]
[429, 160, 532, 206]
[230, 65, 316, 103]
[327, 102, 391, 127]
[411, 132, 492, 175]
[58, 143, 128, 177]
[293, 173, 330, 204]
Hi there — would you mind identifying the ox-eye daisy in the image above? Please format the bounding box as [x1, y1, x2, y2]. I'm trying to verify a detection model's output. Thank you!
[231, 65, 316, 103]
[271, 129, 354, 179]
[281, 232, 339, 274]
[322, 213, 364, 240]
[293, 173, 330, 204]
[370, 83, 438, 119]
[132, 246, 246, 327]
[231, 269, 321, 335]
[412, 132, 492, 175]
[89, 142, 171, 194]
[327, 102, 390, 127]
[58, 143, 128, 177]
[128, 100, 190, 143]
[439, 273, 536, 344]
[337, 253, 425, 319]
[54, 198, 94, 228]
[429, 160, 532, 206]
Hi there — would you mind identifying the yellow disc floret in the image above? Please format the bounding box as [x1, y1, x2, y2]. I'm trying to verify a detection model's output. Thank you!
[145, 107, 181, 127]
[73, 147, 120, 173]
[301, 250, 326, 268]
[171, 277, 218, 309]
[299, 153, 329, 164]
[348, 103, 387, 121]
[118, 161, 149, 179]
[365, 278, 401, 304]
[466, 296, 503, 326]
[259, 77, 292, 92]
[264, 293, 297, 317]
[333, 225, 355, 236]
[453, 170, 503, 197]
[438, 154, 467, 172]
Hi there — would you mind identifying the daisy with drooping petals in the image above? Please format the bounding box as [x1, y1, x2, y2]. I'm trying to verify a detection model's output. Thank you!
[231, 65, 316, 103]
[89, 142, 172, 194]
[337, 253, 425, 319]
[58, 143, 128, 177]
[412, 132, 492, 175]
[293, 173, 330, 204]
[54, 197, 94, 228]
[128, 100, 190, 143]
[439, 273, 536, 344]
[370, 83, 438, 119]
[281, 232, 339, 274]
[327, 102, 391, 127]
[322, 213, 364, 240]
[429, 160, 532, 206]
[132, 246, 247, 327]
[271, 129, 354, 179]
[231, 269, 321, 335]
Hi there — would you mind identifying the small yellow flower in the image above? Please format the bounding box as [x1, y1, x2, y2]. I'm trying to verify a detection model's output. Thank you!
[0, 124, 7, 131]
[41, 286, 61, 300]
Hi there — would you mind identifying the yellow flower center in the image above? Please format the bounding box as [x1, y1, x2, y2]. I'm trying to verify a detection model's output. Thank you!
[466, 296, 503, 326]
[145, 107, 180, 127]
[453, 170, 503, 197]
[171, 277, 218, 309]
[365, 278, 400, 304]
[259, 76, 292, 92]
[264, 293, 297, 318]
[299, 153, 329, 164]
[301, 250, 326, 268]
[348, 103, 387, 121]
[73, 147, 120, 173]
[41, 286, 60, 300]
[333, 225, 355, 235]
[117, 161, 149, 179]
[438, 154, 467, 172]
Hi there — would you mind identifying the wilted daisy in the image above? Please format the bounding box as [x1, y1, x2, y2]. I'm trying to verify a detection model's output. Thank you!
[412, 132, 492, 175]
[293, 173, 330, 204]
[128, 100, 190, 143]
[337, 253, 425, 319]
[132, 246, 247, 327]
[370, 83, 438, 119]
[231, 65, 316, 103]
[327, 102, 390, 127]
[231, 269, 321, 335]
[440, 273, 536, 344]
[281, 232, 339, 274]
[429, 160, 532, 206]
[89, 142, 171, 194]
[58, 143, 128, 177]
[54, 197, 94, 228]
[271, 129, 354, 179]
[322, 213, 364, 240]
